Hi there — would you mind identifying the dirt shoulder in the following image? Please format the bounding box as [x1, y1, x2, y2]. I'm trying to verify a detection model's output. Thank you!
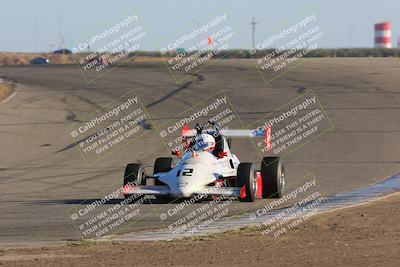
[1, 193, 400, 266]
[0, 80, 15, 102]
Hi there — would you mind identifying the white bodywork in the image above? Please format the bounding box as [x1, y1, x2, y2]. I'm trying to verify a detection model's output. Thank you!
[157, 147, 239, 197]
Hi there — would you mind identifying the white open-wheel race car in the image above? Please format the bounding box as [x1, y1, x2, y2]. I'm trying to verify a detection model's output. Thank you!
[123, 121, 285, 202]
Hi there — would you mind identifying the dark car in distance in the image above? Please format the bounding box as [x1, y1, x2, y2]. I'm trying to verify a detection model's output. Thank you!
[30, 57, 50, 64]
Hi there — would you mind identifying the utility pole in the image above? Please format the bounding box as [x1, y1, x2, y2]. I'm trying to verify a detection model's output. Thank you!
[250, 17, 258, 49]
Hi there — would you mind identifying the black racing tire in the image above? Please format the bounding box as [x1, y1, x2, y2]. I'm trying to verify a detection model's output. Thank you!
[123, 163, 146, 199]
[153, 157, 173, 202]
[154, 157, 173, 174]
[124, 163, 146, 186]
[261, 157, 285, 199]
[236, 163, 257, 202]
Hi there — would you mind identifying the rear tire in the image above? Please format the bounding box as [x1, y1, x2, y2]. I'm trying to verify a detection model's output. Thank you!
[153, 157, 173, 202]
[154, 157, 173, 174]
[123, 163, 146, 199]
[261, 157, 285, 198]
[236, 163, 257, 202]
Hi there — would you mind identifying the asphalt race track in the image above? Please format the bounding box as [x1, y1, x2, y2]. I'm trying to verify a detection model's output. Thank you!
[0, 58, 399, 244]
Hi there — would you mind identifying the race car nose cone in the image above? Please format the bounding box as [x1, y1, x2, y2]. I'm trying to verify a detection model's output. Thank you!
[171, 181, 193, 197]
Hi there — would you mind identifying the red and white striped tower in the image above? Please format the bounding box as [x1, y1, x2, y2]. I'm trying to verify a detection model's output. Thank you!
[374, 21, 391, 48]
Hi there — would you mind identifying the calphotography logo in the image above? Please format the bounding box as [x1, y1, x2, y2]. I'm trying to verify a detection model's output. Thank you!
[161, 14, 236, 83]
[249, 90, 333, 157]
[156, 91, 242, 154]
[68, 183, 146, 239]
[248, 174, 328, 246]
[72, 13, 147, 83]
[162, 192, 233, 238]
[250, 14, 325, 83]
[67, 90, 150, 165]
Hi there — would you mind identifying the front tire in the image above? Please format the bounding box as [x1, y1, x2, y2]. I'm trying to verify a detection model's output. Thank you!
[261, 157, 285, 198]
[123, 164, 146, 199]
[236, 163, 257, 202]
[124, 163, 146, 187]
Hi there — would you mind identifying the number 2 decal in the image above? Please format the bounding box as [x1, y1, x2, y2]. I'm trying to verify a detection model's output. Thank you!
[176, 168, 194, 177]
[179, 168, 193, 176]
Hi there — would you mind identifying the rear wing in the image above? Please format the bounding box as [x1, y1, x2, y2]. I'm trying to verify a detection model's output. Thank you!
[220, 129, 271, 153]
[181, 125, 269, 138]
[220, 129, 264, 138]
[181, 125, 272, 150]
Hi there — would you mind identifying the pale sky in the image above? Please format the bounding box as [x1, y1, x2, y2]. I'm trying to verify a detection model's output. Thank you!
[1, 0, 399, 52]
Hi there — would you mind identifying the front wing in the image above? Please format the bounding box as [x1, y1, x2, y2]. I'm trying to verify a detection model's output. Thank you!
[123, 185, 241, 197]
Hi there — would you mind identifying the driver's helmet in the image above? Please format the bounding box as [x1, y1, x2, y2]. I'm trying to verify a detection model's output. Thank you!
[195, 133, 215, 152]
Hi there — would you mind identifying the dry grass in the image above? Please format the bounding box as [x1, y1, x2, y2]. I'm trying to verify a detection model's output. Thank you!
[0, 80, 15, 102]
[0, 52, 169, 66]
[0, 52, 75, 66]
